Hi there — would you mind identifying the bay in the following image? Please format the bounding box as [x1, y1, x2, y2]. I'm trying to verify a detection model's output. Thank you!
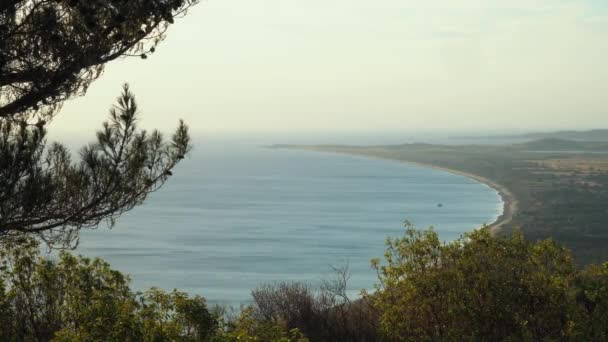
[75, 142, 502, 306]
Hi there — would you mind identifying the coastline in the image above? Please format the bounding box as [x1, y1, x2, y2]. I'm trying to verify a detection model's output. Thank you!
[394, 160, 517, 235]
[291, 147, 517, 234]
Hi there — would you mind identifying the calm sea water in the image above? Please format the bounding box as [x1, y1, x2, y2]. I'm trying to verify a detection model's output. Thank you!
[75, 143, 502, 306]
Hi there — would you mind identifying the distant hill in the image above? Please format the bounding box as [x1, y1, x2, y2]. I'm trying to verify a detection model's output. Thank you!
[462, 129, 608, 142]
[517, 130, 608, 141]
[516, 138, 608, 151]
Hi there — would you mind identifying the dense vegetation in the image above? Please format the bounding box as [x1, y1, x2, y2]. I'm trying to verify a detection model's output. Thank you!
[290, 140, 608, 265]
[370, 224, 608, 341]
[1, 226, 607, 341]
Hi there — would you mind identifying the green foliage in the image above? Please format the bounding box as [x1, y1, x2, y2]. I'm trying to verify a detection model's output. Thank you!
[370, 223, 608, 341]
[573, 262, 608, 339]
[219, 307, 309, 342]
[138, 288, 218, 341]
[0, 237, 217, 341]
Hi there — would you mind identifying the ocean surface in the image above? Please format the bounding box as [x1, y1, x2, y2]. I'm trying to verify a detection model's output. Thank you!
[73, 142, 502, 306]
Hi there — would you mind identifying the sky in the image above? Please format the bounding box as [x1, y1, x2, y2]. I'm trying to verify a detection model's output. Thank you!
[50, 0, 608, 140]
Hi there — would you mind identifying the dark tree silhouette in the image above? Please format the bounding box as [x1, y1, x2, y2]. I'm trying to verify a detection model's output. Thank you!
[1, 0, 197, 120]
[0, 0, 197, 246]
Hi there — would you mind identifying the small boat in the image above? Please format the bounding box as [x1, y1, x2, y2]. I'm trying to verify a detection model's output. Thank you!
[437, 203, 443, 208]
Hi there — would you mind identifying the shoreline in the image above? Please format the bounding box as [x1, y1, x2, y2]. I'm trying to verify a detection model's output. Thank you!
[394, 160, 517, 234]
[292, 147, 517, 234]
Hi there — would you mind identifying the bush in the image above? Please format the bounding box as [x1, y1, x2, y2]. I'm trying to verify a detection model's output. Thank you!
[0, 238, 216, 341]
[248, 278, 378, 342]
[370, 223, 608, 341]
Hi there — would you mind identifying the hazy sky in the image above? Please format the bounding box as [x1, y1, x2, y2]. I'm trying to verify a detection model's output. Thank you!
[51, 0, 608, 138]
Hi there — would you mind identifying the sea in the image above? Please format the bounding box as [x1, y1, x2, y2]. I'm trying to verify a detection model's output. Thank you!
[71, 136, 503, 307]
